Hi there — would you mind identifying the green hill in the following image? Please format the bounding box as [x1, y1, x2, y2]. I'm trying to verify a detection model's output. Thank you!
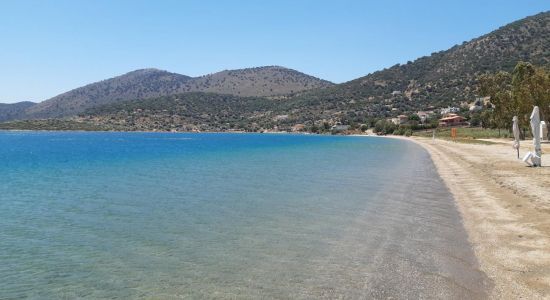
[14, 66, 333, 120]
[282, 11, 550, 124]
[78, 92, 278, 132]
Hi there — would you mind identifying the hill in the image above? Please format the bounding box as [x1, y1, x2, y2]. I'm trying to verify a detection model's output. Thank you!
[0, 102, 36, 122]
[189, 66, 332, 97]
[280, 11, 550, 125]
[78, 92, 278, 132]
[19, 66, 332, 120]
[24, 69, 191, 119]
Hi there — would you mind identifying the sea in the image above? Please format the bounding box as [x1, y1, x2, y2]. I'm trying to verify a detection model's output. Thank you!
[0, 131, 490, 299]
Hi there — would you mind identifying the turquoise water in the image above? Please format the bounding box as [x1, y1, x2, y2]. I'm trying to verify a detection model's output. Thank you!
[0, 132, 489, 298]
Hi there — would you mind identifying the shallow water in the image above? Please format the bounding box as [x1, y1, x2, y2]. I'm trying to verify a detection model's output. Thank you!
[0, 132, 490, 298]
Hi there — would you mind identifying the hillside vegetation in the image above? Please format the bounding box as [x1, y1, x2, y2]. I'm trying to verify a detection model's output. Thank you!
[282, 11, 550, 124]
[0, 102, 36, 122]
[79, 92, 279, 132]
[190, 66, 333, 97]
[0, 119, 113, 131]
[18, 66, 333, 120]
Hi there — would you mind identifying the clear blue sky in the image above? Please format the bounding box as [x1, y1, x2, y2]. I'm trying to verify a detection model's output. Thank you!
[0, 0, 548, 103]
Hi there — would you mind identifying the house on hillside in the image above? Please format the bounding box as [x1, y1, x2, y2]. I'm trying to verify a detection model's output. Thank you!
[274, 114, 289, 121]
[439, 114, 466, 127]
[391, 90, 402, 96]
[391, 115, 408, 125]
[440, 107, 460, 115]
[331, 124, 350, 132]
[291, 124, 305, 132]
[416, 111, 434, 123]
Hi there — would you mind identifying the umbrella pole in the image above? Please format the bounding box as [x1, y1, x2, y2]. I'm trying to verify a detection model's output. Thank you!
[517, 148, 519, 159]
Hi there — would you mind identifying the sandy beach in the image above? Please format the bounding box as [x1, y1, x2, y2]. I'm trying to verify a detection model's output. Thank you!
[402, 136, 550, 299]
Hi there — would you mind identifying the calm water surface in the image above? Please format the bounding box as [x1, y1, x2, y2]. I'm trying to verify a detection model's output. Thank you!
[0, 132, 490, 299]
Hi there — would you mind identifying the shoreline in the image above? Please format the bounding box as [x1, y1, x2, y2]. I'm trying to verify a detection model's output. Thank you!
[392, 135, 550, 299]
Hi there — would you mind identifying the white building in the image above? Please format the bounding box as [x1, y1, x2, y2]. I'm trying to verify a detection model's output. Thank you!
[391, 91, 402, 96]
[416, 111, 434, 123]
[440, 107, 460, 115]
[331, 124, 350, 132]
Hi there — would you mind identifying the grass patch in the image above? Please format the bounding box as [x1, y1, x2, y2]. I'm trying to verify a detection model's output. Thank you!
[414, 127, 511, 139]
[412, 127, 504, 144]
[447, 138, 497, 145]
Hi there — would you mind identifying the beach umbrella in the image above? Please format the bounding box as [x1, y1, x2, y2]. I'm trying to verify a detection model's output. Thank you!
[512, 116, 520, 159]
[530, 106, 542, 166]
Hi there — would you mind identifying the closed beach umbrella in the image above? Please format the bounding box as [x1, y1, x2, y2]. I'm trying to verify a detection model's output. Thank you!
[530, 106, 542, 166]
[513, 116, 520, 159]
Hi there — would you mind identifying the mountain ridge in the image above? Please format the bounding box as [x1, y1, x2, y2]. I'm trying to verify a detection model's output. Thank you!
[0, 101, 36, 122]
[15, 66, 333, 120]
[283, 11, 550, 122]
[1, 11, 549, 129]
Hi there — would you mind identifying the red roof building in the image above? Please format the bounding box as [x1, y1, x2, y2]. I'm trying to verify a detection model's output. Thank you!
[438, 114, 466, 127]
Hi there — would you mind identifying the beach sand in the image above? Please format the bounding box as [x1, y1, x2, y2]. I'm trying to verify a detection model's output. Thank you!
[406, 136, 550, 299]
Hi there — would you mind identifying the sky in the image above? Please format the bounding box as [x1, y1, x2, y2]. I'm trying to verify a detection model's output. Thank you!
[0, 0, 548, 103]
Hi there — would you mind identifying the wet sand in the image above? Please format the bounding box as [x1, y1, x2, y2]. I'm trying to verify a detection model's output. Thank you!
[404, 136, 550, 299]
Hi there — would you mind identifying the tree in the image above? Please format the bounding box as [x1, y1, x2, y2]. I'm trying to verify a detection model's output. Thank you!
[469, 112, 482, 127]
[479, 110, 492, 128]
[373, 119, 397, 135]
[310, 124, 319, 133]
[374, 120, 385, 133]
[409, 114, 421, 122]
[512, 62, 550, 125]
[478, 62, 550, 132]
[478, 71, 513, 129]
